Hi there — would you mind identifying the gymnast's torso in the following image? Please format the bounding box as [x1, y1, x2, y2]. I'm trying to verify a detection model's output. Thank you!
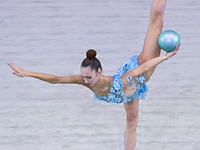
[88, 55, 149, 103]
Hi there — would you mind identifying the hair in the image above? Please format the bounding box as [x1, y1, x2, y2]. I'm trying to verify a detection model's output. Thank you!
[81, 49, 102, 72]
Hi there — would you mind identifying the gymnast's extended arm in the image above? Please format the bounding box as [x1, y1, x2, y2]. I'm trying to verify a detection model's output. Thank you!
[8, 63, 84, 84]
[124, 44, 181, 78]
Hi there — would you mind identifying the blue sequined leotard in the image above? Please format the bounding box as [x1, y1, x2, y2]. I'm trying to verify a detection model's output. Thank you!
[94, 55, 148, 103]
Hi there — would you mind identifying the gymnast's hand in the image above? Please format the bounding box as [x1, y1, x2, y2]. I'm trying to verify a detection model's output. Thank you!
[166, 43, 181, 59]
[8, 63, 27, 77]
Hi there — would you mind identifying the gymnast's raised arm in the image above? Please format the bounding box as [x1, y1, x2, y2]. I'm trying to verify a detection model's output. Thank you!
[123, 44, 181, 80]
[8, 63, 85, 85]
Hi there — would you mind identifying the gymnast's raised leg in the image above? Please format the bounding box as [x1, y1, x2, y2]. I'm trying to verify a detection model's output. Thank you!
[138, 0, 167, 78]
[124, 0, 167, 150]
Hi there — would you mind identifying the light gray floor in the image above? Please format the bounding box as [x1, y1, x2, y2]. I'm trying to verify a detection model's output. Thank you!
[1, 0, 200, 149]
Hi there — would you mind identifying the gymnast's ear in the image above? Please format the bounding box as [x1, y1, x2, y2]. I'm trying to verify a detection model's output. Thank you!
[97, 68, 102, 75]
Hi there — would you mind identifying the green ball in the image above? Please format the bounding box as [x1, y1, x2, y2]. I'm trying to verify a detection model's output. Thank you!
[158, 30, 180, 52]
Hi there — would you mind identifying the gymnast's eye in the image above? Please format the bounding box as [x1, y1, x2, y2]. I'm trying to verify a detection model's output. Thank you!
[85, 76, 92, 79]
[82, 75, 92, 80]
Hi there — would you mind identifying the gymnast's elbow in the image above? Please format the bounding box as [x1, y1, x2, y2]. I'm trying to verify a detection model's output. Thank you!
[48, 76, 61, 84]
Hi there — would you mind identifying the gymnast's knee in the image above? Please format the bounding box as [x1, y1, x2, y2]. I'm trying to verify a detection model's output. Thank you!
[151, 0, 166, 15]
[150, 0, 166, 25]
[126, 115, 139, 129]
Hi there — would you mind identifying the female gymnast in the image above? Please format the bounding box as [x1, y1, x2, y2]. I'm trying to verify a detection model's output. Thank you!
[8, 0, 181, 149]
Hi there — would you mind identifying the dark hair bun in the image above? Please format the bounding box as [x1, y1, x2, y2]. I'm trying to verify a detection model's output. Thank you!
[86, 49, 97, 59]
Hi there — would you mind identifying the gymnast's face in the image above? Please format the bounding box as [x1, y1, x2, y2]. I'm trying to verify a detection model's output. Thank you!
[80, 66, 99, 86]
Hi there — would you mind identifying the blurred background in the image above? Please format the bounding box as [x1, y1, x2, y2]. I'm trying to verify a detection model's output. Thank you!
[1, 0, 200, 149]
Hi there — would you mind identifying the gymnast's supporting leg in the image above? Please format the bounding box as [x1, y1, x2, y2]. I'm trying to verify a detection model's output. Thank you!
[124, 99, 139, 150]
[124, 1, 167, 150]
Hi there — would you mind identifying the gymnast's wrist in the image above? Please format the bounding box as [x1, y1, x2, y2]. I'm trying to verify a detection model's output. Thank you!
[164, 54, 169, 60]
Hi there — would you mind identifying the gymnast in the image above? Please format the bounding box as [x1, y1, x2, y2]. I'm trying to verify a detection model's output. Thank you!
[8, 0, 181, 149]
